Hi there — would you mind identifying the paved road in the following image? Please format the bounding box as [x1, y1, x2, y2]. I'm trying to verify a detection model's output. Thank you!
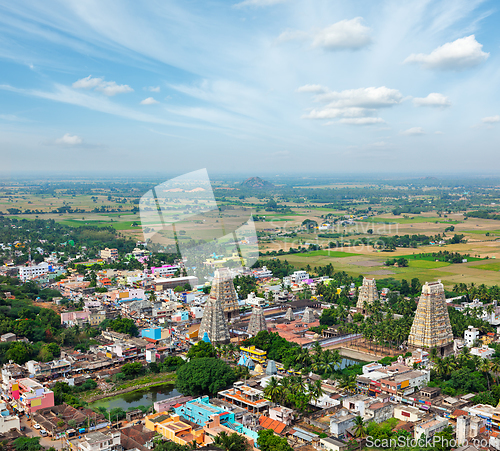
[20, 416, 65, 450]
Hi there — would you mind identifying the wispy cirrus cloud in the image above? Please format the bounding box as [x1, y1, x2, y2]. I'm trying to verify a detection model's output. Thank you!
[404, 35, 489, 70]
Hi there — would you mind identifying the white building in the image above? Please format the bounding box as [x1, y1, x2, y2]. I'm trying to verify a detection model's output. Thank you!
[470, 345, 494, 359]
[291, 271, 309, 284]
[0, 402, 20, 433]
[18, 262, 52, 282]
[330, 409, 356, 438]
[464, 326, 480, 347]
[78, 431, 121, 451]
[252, 266, 273, 279]
[414, 417, 449, 441]
[245, 292, 266, 307]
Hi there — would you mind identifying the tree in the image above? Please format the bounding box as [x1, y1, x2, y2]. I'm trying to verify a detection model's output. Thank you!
[13, 437, 43, 451]
[175, 357, 237, 396]
[257, 429, 293, 451]
[187, 341, 216, 359]
[213, 431, 250, 451]
[121, 362, 144, 378]
[353, 416, 367, 438]
[6, 342, 33, 364]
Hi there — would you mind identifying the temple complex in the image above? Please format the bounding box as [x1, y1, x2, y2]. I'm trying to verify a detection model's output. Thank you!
[247, 306, 267, 336]
[209, 268, 240, 321]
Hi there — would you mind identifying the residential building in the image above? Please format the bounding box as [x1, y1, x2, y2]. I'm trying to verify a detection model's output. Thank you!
[0, 333, 16, 342]
[77, 431, 121, 451]
[0, 402, 20, 433]
[268, 406, 294, 426]
[414, 417, 448, 441]
[100, 248, 118, 261]
[88, 310, 106, 326]
[61, 311, 90, 326]
[26, 359, 72, 379]
[464, 326, 480, 347]
[291, 271, 309, 284]
[19, 262, 53, 282]
[364, 402, 395, 424]
[10, 378, 54, 414]
[470, 344, 494, 359]
[379, 370, 430, 397]
[245, 292, 266, 307]
[150, 264, 180, 277]
[145, 413, 204, 447]
[218, 383, 271, 414]
[319, 437, 349, 451]
[330, 409, 356, 438]
[394, 405, 423, 423]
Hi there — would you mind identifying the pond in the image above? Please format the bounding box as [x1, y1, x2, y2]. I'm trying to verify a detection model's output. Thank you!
[90, 384, 180, 411]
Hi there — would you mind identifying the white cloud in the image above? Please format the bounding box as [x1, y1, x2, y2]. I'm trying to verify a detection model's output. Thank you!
[316, 86, 403, 109]
[300, 85, 403, 126]
[146, 86, 160, 92]
[482, 115, 500, 124]
[401, 127, 425, 135]
[340, 117, 385, 125]
[296, 84, 328, 94]
[140, 97, 159, 105]
[234, 0, 287, 8]
[413, 93, 451, 107]
[72, 75, 133, 96]
[312, 18, 372, 51]
[404, 35, 489, 70]
[55, 133, 83, 145]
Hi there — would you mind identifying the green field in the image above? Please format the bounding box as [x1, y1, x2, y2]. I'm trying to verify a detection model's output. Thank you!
[304, 250, 360, 258]
[472, 262, 500, 272]
[406, 253, 484, 263]
[407, 260, 451, 269]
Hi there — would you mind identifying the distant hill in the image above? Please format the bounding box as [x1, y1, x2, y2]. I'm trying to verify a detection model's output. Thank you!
[241, 177, 274, 189]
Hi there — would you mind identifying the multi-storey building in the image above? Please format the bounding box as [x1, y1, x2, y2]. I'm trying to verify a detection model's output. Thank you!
[19, 262, 53, 282]
[9, 378, 54, 414]
[100, 248, 118, 261]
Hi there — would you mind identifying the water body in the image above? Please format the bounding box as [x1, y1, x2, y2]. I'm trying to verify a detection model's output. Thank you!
[91, 384, 180, 411]
[338, 357, 362, 370]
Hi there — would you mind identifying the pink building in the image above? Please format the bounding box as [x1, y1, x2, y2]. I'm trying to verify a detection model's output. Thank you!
[10, 378, 54, 414]
[61, 310, 89, 325]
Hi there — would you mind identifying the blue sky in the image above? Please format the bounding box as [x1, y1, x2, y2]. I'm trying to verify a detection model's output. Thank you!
[1, 0, 500, 175]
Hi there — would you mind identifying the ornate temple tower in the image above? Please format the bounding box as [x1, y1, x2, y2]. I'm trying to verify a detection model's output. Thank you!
[209, 268, 240, 321]
[356, 277, 379, 311]
[301, 307, 315, 324]
[198, 295, 230, 344]
[284, 307, 295, 321]
[247, 307, 267, 336]
[408, 281, 454, 356]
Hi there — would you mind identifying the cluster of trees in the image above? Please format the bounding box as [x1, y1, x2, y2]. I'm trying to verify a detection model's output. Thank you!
[263, 375, 324, 412]
[377, 234, 442, 249]
[452, 282, 500, 302]
[233, 275, 258, 299]
[102, 317, 139, 337]
[409, 250, 475, 264]
[52, 380, 98, 408]
[429, 346, 500, 400]
[175, 357, 237, 396]
[466, 210, 500, 220]
[384, 257, 408, 267]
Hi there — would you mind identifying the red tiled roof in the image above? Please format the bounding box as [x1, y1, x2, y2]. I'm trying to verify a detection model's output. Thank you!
[259, 416, 286, 435]
[451, 409, 468, 418]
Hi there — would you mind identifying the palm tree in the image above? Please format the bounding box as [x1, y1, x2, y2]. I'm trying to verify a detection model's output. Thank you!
[479, 359, 492, 390]
[339, 374, 357, 394]
[307, 379, 324, 404]
[212, 431, 249, 451]
[353, 415, 367, 449]
[263, 377, 282, 403]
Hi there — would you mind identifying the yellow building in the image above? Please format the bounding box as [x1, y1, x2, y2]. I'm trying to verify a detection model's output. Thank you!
[145, 413, 204, 446]
[239, 345, 267, 364]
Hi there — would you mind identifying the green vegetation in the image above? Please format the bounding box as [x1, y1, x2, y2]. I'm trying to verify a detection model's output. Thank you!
[257, 429, 293, 451]
[175, 357, 237, 396]
[407, 250, 483, 263]
[186, 341, 216, 359]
